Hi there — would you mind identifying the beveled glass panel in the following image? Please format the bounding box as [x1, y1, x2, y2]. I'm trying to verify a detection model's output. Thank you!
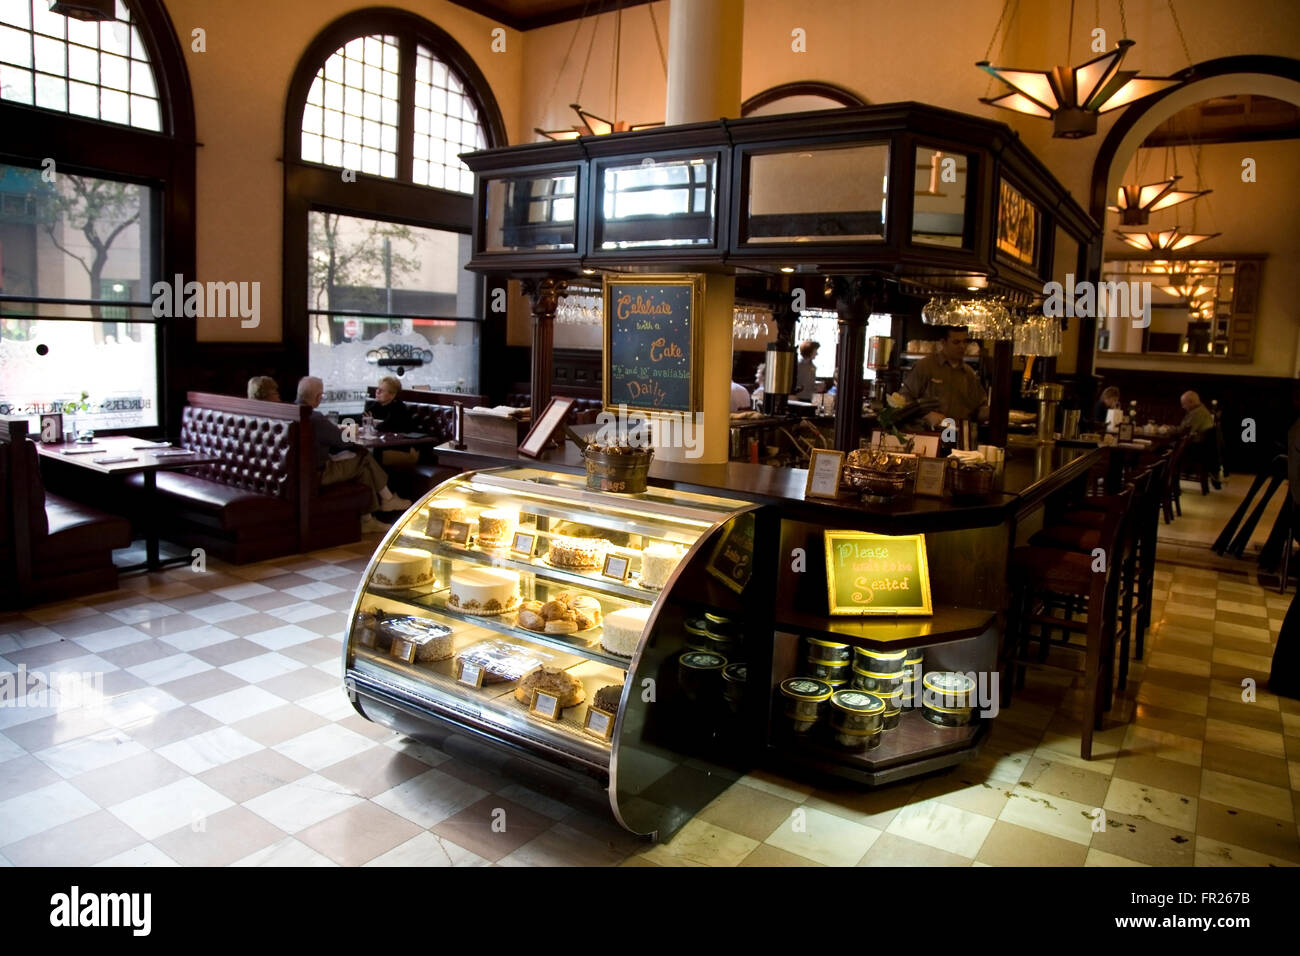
[912, 146, 970, 248]
[483, 172, 578, 252]
[745, 144, 887, 243]
[596, 156, 717, 249]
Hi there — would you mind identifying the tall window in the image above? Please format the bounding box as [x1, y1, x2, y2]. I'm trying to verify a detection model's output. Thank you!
[285, 11, 503, 410]
[0, 0, 191, 433]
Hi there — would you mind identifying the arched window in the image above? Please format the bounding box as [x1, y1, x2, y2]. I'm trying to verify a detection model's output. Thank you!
[284, 11, 504, 409]
[0, 0, 194, 434]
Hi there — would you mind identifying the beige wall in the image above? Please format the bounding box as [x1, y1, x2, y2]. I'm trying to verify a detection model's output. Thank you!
[161, 0, 522, 343]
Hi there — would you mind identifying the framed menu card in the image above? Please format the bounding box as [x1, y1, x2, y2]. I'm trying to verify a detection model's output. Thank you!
[804, 448, 845, 499]
[518, 396, 576, 458]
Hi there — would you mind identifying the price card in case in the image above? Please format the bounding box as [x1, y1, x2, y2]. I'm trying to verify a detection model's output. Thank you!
[529, 689, 562, 722]
[455, 658, 485, 688]
[510, 531, 536, 558]
[424, 515, 446, 539]
[602, 553, 630, 582]
[389, 638, 417, 665]
[584, 707, 615, 740]
[445, 520, 473, 546]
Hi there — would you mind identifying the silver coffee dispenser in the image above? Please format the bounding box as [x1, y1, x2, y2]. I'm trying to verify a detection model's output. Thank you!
[763, 341, 795, 415]
[1036, 383, 1064, 442]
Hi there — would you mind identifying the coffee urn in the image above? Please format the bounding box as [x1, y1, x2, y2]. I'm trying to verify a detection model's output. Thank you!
[1036, 383, 1064, 442]
[763, 341, 795, 415]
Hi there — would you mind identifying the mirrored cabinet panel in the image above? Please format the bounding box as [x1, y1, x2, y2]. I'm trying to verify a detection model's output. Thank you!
[482, 170, 579, 253]
[911, 146, 971, 248]
[595, 154, 718, 249]
[742, 143, 888, 244]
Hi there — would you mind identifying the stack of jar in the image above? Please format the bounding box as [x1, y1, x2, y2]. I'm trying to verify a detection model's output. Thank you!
[680, 611, 745, 711]
[920, 670, 977, 726]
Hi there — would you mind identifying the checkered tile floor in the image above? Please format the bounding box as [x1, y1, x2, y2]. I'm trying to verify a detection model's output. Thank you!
[2, 537, 1297, 866]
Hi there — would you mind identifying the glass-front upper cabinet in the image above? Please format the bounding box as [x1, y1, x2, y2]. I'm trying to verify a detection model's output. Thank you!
[593, 153, 720, 251]
[911, 146, 972, 249]
[740, 143, 889, 245]
[994, 176, 1041, 273]
[480, 167, 581, 253]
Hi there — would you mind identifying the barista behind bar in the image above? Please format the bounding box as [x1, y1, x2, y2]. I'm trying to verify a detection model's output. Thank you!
[901, 326, 989, 428]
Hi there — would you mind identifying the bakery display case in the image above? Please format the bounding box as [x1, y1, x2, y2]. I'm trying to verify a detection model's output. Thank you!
[343, 465, 765, 840]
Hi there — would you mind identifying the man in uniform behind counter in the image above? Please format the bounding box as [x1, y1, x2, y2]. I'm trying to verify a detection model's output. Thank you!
[901, 326, 989, 428]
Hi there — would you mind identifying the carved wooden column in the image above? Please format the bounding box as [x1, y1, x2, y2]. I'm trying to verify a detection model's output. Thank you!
[521, 277, 567, 425]
[830, 277, 875, 452]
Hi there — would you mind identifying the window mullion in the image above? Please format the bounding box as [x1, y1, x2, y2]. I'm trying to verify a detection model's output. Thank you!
[397, 35, 415, 183]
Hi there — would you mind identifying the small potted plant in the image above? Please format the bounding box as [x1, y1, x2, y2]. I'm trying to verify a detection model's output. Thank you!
[62, 391, 93, 442]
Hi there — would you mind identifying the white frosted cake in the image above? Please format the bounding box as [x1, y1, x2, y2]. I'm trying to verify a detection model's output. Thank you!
[424, 498, 470, 537]
[447, 567, 521, 615]
[639, 543, 685, 589]
[372, 548, 434, 589]
[601, 606, 650, 657]
[547, 536, 609, 570]
[477, 508, 518, 549]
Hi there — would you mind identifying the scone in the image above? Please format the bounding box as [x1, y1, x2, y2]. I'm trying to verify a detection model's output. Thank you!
[517, 593, 603, 634]
[514, 666, 585, 708]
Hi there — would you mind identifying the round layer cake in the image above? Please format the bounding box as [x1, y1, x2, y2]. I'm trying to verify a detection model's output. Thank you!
[477, 508, 518, 549]
[514, 666, 585, 708]
[424, 498, 471, 538]
[601, 606, 650, 657]
[447, 567, 521, 615]
[639, 542, 685, 589]
[372, 547, 435, 589]
[547, 535, 610, 570]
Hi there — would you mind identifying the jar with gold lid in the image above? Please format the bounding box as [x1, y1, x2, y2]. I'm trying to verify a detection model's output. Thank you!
[852, 646, 907, 675]
[805, 637, 852, 664]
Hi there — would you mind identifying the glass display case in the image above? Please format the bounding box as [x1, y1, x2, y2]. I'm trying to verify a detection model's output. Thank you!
[343, 465, 761, 839]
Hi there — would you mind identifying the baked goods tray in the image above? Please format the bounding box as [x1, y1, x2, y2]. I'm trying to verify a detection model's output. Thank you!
[370, 586, 640, 670]
[352, 632, 626, 761]
[394, 531, 656, 602]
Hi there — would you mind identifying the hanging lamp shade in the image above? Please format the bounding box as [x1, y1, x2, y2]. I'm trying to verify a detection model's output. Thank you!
[1108, 175, 1211, 225]
[535, 104, 665, 141]
[1115, 228, 1220, 252]
[977, 40, 1179, 138]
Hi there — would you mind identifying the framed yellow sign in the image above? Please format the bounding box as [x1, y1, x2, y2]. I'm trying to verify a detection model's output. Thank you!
[823, 531, 933, 616]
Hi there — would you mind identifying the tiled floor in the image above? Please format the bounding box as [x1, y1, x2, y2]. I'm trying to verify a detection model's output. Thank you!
[1, 521, 1297, 866]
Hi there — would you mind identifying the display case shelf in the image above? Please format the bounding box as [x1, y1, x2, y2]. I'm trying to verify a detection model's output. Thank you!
[776, 605, 995, 650]
[392, 530, 660, 603]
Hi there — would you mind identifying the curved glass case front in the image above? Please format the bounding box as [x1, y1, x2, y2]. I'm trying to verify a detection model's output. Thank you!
[342, 466, 756, 837]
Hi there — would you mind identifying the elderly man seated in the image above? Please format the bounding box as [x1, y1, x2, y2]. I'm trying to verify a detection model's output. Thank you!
[296, 376, 411, 532]
[1179, 390, 1221, 492]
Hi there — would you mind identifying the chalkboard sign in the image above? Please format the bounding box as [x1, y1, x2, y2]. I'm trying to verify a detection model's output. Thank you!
[707, 511, 755, 594]
[603, 275, 701, 413]
[823, 531, 932, 616]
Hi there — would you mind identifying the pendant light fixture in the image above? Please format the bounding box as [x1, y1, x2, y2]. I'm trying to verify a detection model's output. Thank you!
[1115, 228, 1221, 252]
[1108, 174, 1210, 225]
[534, 2, 666, 141]
[975, 0, 1180, 139]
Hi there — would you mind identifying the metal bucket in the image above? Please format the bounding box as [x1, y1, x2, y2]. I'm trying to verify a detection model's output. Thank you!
[584, 447, 654, 493]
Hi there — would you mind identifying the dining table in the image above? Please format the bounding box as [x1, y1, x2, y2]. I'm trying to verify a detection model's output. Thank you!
[35, 436, 223, 573]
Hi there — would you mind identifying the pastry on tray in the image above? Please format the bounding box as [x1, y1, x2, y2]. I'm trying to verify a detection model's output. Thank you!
[514, 666, 585, 708]
[592, 683, 624, 715]
[517, 592, 603, 634]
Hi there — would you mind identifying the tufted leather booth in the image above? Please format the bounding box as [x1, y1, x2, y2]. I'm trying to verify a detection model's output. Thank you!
[124, 393, 371, 563]
[365, 389, 486, 498]
[1, 419, 130, 608]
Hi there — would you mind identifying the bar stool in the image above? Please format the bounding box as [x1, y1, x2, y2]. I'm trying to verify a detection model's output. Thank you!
[1030, 467, 1154, 691]
[1006, 483, 1134, 759]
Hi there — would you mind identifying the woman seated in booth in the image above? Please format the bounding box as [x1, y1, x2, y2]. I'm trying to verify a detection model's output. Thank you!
[364, 375, 412, 432]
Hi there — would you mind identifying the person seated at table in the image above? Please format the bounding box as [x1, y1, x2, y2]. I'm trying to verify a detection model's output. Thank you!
[1179, 390, 1221, 491]
[247, 376, 280, 402]
[751, 363, 765, 409]
[364, 375, 412, 432]
[296, 376, 410, 531]
[1092, 386, 1120, 426]
[901, 326, 988, 428]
